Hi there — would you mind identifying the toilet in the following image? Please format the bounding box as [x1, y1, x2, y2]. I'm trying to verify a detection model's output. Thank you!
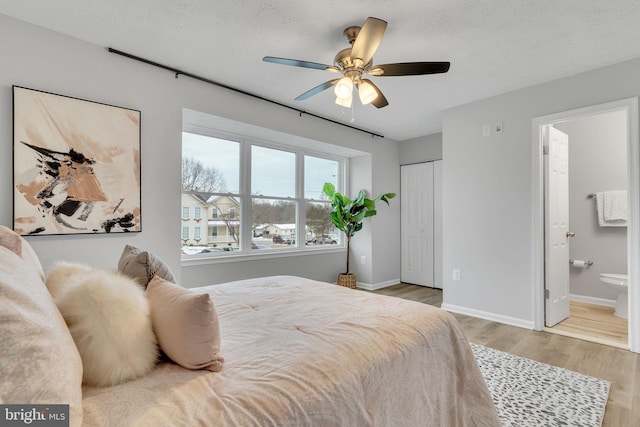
[599, 273, 628, 319]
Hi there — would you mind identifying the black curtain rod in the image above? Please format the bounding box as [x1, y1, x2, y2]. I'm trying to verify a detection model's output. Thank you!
[107, 48, 384, 139]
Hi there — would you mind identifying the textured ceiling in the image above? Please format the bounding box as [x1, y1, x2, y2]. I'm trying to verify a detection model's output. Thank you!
[2, 1, 640, 141]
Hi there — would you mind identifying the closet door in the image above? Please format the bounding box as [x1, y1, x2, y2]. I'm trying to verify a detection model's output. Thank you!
[401, 162, 434, 286]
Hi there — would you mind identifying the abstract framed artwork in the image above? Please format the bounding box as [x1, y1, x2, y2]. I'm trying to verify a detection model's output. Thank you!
[13, 86, 141, 235]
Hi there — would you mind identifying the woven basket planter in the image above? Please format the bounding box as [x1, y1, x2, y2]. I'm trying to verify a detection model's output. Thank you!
[337, 273, 357, 289]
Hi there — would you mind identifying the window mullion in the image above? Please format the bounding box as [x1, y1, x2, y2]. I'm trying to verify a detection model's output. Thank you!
[240, 138, 252, 252]
[296, 150, 305, 248]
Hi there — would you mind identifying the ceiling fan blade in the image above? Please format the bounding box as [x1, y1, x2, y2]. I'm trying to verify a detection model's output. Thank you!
[361, 79, 388, 108]
[295, 79, 341, 100]
[350, 17, 387, 66]
[263, 56, 340, 72]
[370, 62, 450, 76]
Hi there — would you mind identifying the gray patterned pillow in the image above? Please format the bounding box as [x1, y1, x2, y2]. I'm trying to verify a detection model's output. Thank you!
[118, 244, 176, 288]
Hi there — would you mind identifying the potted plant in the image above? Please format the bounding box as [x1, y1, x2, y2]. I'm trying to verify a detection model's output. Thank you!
[322, 182, 395, 288]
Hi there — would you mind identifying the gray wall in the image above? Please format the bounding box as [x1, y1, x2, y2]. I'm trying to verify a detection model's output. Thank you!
[0, 14, 401, 288]
[442, 56, 640, 326]
[555, 111, 628, 302]
[399, 133, 443, 165]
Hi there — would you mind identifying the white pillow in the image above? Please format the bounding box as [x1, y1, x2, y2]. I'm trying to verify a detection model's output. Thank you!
[47, 263, 159, 387]
[0, 226, 83, 427]
[146, 276, 224, 372]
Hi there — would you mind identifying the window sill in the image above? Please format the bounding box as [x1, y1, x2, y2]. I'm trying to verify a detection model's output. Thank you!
[181, 245, 345, 267]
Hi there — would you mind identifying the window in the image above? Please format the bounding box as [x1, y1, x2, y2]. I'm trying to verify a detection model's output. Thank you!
[304, 155, 340, 245]
[194, 227, 201, 240]
[182, 207, 189, 220]
[181, 130, 343, 258]
[252, 145, 295, 197]
[181, 227, 189, 240]
[194, 207, 201, 220]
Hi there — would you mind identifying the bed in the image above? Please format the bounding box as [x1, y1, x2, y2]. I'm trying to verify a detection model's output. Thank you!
[82, 276, 499, 426]
[0, 225, 500, 426]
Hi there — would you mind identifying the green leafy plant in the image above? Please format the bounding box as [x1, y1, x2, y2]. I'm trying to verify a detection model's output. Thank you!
[322, 182, 395, 275]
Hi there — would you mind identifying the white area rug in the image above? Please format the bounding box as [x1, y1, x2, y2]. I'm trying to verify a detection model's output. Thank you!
[471, 343, 610, 427]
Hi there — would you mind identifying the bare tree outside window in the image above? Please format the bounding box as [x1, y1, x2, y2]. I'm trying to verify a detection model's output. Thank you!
[182, 157, 227, 192]
[306, 203, 333, 242]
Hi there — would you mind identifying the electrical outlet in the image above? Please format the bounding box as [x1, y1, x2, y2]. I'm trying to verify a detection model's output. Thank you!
[360, 256, 366, 265]
[452, 269, 461, 281]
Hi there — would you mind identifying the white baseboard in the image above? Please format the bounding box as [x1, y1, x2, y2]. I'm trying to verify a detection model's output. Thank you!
[569, 293, 617, 308]
[356, 279, 399, 291]
[441, 303, 534, 330]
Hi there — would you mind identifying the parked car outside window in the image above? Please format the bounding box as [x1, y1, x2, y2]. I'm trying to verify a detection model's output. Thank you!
[313, 234, 338, 244]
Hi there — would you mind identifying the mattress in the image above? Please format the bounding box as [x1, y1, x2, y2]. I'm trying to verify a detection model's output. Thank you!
[81, 275, 500, 426]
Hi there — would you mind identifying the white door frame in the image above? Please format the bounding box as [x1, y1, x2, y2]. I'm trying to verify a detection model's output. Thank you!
[532, 97, 640, 353]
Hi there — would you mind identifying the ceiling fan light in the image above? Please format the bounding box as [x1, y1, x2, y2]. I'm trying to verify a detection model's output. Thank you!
[334, 77, 353, 99]
[358, 81, 378, 105]
[335, 94, 352, 108]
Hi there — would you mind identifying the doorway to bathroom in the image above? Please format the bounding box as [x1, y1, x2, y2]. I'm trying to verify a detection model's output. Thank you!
[532, 98, 640, 353]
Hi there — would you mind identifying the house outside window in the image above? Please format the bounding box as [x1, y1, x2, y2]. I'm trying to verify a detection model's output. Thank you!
[209, 195, 240, 248]
[182, 206, 189, 220]
[181, 129, 342, 258]
[181, 192, 210, 246]
[181, 227, 189, 240]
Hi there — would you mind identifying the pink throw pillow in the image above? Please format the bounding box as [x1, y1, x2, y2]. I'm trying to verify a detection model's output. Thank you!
[145, 276, 224, 372]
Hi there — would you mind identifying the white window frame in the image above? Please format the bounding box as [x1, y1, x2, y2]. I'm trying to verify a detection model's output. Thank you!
[182, 206, 189, 220]
[194, 206, 201, 220]
[181, 128, 346, 264]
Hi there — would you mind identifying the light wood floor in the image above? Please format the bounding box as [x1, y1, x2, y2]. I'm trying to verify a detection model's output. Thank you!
[548, 300, 628, 348]
[369, 283, 640, 427]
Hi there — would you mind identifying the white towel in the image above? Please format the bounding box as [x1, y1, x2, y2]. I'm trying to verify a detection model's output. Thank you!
[596, 191, 627, 227]
[603, 190, 627, 221]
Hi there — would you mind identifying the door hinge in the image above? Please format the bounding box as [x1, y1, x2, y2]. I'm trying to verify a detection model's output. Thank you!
[544, 289, 550, 299]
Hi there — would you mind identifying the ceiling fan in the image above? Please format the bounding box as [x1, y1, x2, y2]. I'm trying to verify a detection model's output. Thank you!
[263, 17, 450, 109]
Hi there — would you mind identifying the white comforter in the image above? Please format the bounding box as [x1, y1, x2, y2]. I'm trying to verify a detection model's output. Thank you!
[82, 276, 500, 426]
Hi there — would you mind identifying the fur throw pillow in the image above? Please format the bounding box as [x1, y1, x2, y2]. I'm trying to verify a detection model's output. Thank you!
[46, 262, 159, 387]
